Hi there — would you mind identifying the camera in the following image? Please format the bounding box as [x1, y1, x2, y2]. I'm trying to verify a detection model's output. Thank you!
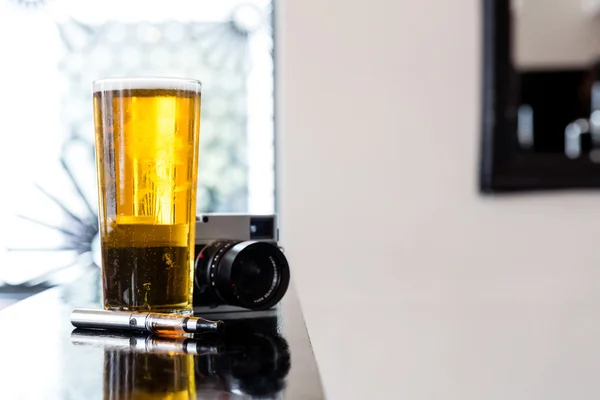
[193, 214, 290, 311]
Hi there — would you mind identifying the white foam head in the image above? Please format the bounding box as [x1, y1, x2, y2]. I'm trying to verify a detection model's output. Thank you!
[93, 77, 201, 93]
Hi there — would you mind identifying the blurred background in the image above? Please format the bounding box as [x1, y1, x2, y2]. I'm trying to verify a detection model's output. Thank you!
[3, 0, 600, 398]
[279, 1, 600, 399]
[0, 0, 274, 289]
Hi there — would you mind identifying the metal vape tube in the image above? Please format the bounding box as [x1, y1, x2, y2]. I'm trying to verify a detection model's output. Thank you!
[71, 309, 224, 335]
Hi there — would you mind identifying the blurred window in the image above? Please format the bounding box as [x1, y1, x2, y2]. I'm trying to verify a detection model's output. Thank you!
[0, 0, 274, 285]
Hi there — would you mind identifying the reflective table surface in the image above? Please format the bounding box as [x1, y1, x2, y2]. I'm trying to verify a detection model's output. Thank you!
[0, 270, 323, 399]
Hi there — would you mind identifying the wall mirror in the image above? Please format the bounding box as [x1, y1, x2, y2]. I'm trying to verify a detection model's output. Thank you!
[481, 0, 600, 191]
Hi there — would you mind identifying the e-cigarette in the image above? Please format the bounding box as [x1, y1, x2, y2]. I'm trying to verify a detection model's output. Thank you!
[71, 309, 224, 335]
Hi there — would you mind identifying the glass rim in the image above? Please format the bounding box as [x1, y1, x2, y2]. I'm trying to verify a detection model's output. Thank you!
[92, 77, 202, 93]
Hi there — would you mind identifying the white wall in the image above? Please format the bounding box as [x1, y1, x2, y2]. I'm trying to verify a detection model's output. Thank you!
[278, 0, 600, 399]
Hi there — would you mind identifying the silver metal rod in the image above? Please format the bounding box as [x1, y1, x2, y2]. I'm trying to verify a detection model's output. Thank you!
[70, 309, 224, 335]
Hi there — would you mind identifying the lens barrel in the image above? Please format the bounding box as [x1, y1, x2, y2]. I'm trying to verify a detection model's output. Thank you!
[195, 241, 290, 310]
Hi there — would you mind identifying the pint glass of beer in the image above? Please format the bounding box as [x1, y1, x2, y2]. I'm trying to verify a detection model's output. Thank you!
[93, 77, 201, 314]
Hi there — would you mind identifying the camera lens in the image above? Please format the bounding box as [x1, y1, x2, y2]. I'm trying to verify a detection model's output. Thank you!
[195, 241, 290, 310]
[231, 249, 277, 306]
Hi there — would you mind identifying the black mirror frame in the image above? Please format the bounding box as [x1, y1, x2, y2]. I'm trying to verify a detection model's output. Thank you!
[480, 0, 600, 193]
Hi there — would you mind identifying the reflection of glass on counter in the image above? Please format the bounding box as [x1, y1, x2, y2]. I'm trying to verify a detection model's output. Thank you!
[104, 347, 196, 400]
[71, 333, 197, 400]
[71, 315, 291, 399]
[73, 332, 207, 400]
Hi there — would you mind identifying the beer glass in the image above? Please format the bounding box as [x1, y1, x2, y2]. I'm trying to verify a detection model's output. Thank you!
[93, 77, 201, 314]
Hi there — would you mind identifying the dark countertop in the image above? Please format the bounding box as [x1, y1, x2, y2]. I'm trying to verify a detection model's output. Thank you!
[0, 270, 324, 399]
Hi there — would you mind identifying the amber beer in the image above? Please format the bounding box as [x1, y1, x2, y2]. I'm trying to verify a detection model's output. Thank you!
[93, 78, 201, 314]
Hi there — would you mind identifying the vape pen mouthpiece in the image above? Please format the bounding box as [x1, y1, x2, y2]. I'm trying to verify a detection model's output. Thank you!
[185, 316, 225, 333]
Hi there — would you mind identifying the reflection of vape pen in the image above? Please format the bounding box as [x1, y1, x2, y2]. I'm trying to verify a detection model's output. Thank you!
[71, 330, 222, 356]
[71, 309, 224, 335]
